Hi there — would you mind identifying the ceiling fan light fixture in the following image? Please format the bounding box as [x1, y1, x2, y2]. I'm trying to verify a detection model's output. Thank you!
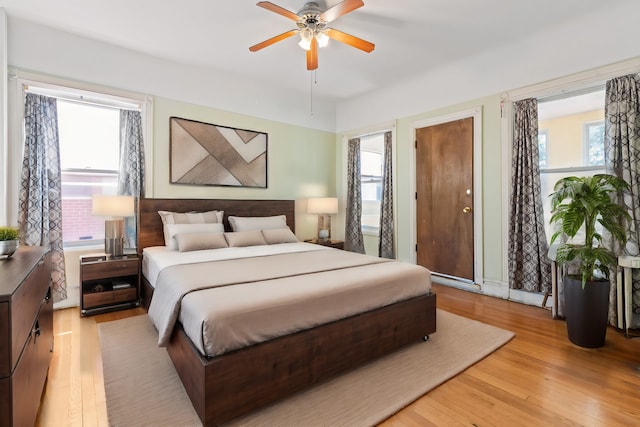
[316, 30, 329, 48]
[298, 28, 313, 50]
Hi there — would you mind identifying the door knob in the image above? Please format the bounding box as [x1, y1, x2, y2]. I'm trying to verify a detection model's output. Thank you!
[462, 206, 472, 213]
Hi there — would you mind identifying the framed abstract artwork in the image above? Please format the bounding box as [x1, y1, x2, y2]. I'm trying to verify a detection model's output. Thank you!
[169, 117, 268, 188]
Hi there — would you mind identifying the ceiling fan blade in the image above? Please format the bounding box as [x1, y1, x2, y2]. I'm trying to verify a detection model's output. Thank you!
[307, 38, 318, 70]
[249, 30, 298, 52]
[325, 28, 374, 52]
[256, 1, 300, 21]
[320, 0, 364, 23]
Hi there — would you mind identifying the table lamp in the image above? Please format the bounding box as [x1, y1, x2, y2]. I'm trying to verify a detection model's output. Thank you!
[308, 197, 338, 241]
[92, 195, 135, 258]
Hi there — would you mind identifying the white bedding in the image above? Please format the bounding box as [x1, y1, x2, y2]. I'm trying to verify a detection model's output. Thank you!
[142, 242, 328, 287]
[145, 244, 432, 357]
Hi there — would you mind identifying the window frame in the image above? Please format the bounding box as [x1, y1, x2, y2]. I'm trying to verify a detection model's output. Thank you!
[6, 69, 153, 245]
[359, 132, 386, 236]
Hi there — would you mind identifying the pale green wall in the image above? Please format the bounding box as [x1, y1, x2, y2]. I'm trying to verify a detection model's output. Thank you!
[338, 93, 505, 283]
[152, 97, 337, 241]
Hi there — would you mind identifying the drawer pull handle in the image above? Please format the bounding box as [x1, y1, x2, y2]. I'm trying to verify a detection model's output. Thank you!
[32, 320, 41, 342]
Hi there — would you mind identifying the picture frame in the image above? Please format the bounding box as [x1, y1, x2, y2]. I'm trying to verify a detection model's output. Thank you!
[169, 116, 268, 188]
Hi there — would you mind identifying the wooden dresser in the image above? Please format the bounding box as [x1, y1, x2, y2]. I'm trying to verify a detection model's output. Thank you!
[0, 246, 53, 427]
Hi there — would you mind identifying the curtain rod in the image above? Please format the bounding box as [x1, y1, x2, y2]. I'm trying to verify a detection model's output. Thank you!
[23, 84, 142, 111]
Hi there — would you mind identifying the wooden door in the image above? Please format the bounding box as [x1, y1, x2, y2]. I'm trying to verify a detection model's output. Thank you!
[416, 117, 474, 281]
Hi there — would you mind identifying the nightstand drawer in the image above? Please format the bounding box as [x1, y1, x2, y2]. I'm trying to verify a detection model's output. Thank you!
[114, 288, 136, 303]
[82, 259, 138, 281]
[83, 291, 114, 309]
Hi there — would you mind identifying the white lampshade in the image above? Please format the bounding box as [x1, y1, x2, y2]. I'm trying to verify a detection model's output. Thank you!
[92, 195, 135, 258]
[308, 197, 338, 214]
[92, 195, 135, 217]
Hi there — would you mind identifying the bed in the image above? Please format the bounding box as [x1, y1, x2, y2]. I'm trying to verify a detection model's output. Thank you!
[138, 198, 436, 426]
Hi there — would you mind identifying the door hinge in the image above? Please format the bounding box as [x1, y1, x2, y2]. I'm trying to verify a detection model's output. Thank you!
[415, 192, 418, 200]
[415, 140, 417, 149]
[415, 244, 418, 252]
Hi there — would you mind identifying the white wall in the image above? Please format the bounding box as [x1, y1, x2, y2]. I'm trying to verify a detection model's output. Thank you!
[7, 17, 337, 133]
[335, 2, 640, 132]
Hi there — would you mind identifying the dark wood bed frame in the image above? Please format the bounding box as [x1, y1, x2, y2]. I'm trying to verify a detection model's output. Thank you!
[138, 198, 437, 426]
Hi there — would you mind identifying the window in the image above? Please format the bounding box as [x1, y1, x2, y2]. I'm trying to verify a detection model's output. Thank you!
[360, 132, 385, 234]
[584, 121, 605, 166]
[538, 130, 548, 168]
[58, 100, 121, 246]
[21, 79, 148, 248]
[538, 88, 606, 241]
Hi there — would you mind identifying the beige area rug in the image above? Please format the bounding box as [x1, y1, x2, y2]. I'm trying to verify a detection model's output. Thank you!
[98, 310, 514, 427]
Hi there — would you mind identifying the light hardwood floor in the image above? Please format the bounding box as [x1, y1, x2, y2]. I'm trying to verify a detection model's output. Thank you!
[36, 284, 640, 426]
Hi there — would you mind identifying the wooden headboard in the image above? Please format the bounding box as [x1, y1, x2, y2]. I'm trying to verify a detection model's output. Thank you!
[137, 198, 295, 255]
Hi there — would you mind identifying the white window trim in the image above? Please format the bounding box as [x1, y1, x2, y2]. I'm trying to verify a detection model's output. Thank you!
[499, 57, 640, 297]
[6, 68, 154, 226]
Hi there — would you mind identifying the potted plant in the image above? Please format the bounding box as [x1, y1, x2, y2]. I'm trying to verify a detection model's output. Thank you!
[550, 174, 631, 348]
[0, 226, 20, 258]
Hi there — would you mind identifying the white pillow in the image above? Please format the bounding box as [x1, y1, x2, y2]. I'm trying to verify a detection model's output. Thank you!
[165, 223, 225, 250]
[175, 232, 228, 252]
[262, 228, 299, 244]
[159, 210, 224, 246]
[228, 215, 287, 232]
[224, 230, 268, 248]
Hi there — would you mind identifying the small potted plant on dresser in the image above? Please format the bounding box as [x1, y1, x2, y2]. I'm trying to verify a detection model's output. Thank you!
[550, 174, 631, 348]
[0, 226, 20, 258]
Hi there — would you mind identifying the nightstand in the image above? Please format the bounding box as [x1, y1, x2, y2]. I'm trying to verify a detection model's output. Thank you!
[304, 239, 345, 250]
[80, 254, 140, 316]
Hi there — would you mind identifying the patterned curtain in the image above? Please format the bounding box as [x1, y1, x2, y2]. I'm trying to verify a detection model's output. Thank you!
[19, 93, 67, 302]
[604, 73, 640, 327]
[118, 109, 145, 250]
[508, 98, 552, 293]
[345, 137, 365, 253]
[378, 131, 394, 258]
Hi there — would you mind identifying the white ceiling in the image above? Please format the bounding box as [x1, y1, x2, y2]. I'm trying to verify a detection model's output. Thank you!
[0, 0, 630, 103]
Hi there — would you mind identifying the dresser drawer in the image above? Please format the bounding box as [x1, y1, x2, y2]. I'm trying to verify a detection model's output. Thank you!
[82, 259, 138, 281]
[10, 300, 53, 427]
[8, 258, 49, 377]
[0, 302, 8, 378]
[0, 376, 9, 427]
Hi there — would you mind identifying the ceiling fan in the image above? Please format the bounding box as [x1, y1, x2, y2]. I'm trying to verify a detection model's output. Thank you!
[249, 0, 375, 71]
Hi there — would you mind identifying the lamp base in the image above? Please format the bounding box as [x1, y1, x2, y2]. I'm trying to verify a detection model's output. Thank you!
[317, 214, 331, 241]
[104, 219, 125, 258]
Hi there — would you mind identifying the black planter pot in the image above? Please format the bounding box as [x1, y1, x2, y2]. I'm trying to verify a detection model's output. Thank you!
[564, 275, 610, 348]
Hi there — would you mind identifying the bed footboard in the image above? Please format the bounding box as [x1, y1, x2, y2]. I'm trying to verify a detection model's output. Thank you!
[167, 292, 437, 426]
